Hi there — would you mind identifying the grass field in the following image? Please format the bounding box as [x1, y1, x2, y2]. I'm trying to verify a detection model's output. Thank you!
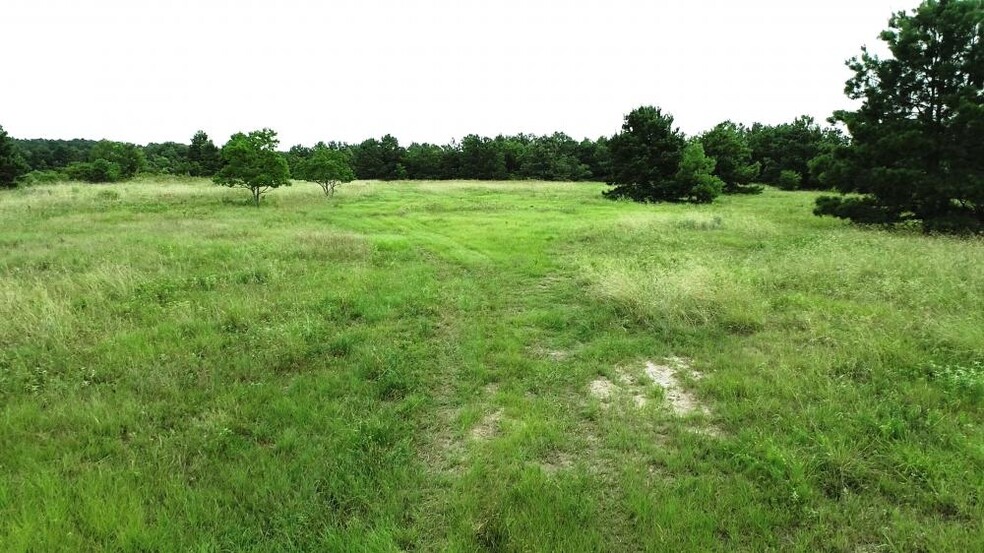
[1, 178, 982, 551]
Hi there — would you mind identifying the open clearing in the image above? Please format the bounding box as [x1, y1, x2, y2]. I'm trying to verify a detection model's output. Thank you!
[1, 179, 982, 551]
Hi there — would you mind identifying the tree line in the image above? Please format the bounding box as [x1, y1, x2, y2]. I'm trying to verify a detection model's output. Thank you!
[1, 0, 980, 231]
[1, 119, 842, 190]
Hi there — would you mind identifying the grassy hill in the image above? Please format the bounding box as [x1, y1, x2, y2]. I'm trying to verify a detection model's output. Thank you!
[1, 179, 981, 551]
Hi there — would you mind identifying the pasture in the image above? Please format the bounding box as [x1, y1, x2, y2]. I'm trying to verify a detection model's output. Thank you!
[1, 179, 981, 551]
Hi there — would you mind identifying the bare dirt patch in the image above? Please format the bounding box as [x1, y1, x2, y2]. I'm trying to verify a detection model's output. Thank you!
[642, 360, 708, 416]
[588, 357, 721, 435]
[589, 377, 617, 402]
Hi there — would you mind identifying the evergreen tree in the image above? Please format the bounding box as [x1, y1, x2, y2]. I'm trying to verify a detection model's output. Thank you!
[699, 121, 762, 194]
[675, 142, 724, 203]
[188, 130, 223, 177]
[815, 0, 983, 232]
[604, 106, 688, 202]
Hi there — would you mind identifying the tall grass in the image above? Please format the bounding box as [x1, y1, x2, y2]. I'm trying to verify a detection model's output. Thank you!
[1, 179, 981, 551]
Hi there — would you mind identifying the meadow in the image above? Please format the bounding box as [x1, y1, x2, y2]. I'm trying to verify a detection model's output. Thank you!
[1, 179, 981, 551]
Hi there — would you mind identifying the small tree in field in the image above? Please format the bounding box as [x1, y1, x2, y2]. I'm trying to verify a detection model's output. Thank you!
[605, 106, 688, 202]
[297, 144, 355, 197]
[777, 170, 803, 191]
[675, 142, 724, 203]
[606, 106, 729, 203]
[214, 129, 291, 206]
[699, 121, 762, 194]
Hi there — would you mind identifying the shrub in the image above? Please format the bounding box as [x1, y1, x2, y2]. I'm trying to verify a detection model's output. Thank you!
[64, 159, 123, 183]
[777, 170, 802, 191]
[16, 170, 64, 186]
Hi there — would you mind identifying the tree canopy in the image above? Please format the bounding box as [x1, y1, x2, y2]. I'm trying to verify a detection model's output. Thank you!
[815, 0, 983, 232]
[214, 129, 291, 206]
[675, 142, 725, 203]
[353, 135, 405, 180]
[747, 116, 843, 190]
[699, 121, 762, 194]
[604, 106, 688, 201]
[0, 124, 29, 188]
[296, 144, 356, 197]
[188, 131, 223, 177]
[89, 140, 145, 179]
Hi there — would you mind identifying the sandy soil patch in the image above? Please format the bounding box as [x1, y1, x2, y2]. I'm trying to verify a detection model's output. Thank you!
[588, 357, 719, 435]
[643, 360, 708, 416]
[589, 377, 617, 401]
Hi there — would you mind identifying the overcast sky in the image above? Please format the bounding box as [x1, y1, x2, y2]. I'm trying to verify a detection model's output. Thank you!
[2, 0, 911, 146]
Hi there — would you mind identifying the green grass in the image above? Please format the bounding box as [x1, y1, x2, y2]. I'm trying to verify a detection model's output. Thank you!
[1, 178, 981, 551]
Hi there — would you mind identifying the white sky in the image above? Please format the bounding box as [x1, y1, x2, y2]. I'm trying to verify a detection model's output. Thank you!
[1, 0, 910, 146]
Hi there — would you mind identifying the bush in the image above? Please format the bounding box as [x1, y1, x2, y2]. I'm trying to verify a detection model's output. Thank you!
[777, 170, 802, 190]
[65, 159, 123, 183]
[16, 170, 64, 186]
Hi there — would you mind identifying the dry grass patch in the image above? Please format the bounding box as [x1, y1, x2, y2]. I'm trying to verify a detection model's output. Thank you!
[470, 409, 504, 441]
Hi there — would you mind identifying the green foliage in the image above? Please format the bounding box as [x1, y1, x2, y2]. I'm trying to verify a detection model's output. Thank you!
[214, 129, 291, 206]
[606, 108, 724, 203]
[89, 140, 145, 179]
[353, 135, 404, 180]
[403, 143, 447, 179]
[296, 145, 356, 197]
[143, 142, 192, 175]
[57, 140, 146, 183]
[459, 134, 507, 180]
[64, 159, 123, 183]
[674, 143, 724, 203]
[285, 144, 313, 177]
[518, 132, 592, 181]
[699, 121, 762, 194]
[748, 117, 843, 189]
[813, 196, 900, 225]
[10, 138, 96, 173]
[15, 169, 64, 186]
[605, 106, 688, 201]
[777, 170, 803, 191]
[816, 0, 983, 232]
[0, 124, 29, 188]
[577, 136, 612, 181]
[188, 131, 223, 177]
[19, 139, 145, 184]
